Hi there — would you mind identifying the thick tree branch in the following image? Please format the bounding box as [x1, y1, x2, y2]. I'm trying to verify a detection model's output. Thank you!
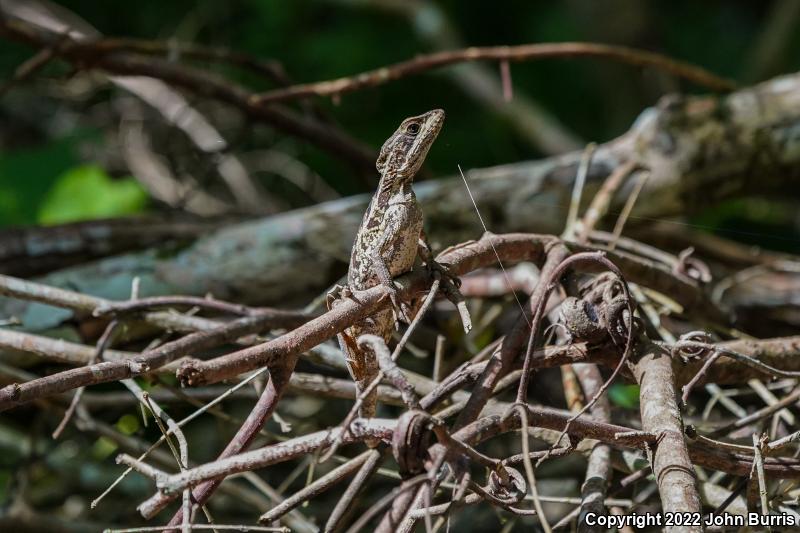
[632, 342, 702, 532]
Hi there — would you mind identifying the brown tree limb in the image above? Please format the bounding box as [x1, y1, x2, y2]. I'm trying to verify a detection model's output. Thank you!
[674, 336, 800, 387]
[0, 313, 286, 411]
[573, 363, 613, 533]
[0, 327, 136, 366]
[93, 296, 261, 318]
[177, 232, 721, 387]
[148, 402, 800, 504]
[152, 408, 649, 496]
[152, 419, 396, 496]
[252, 42, 735, 104]
[154, 354, 299, 526]
[631, 342, 702, 532]
[4, 305, 797, 414]
[0, 273, 312, 333]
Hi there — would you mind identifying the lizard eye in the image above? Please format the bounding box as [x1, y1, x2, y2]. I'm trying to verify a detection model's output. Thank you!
[406, 122, 421, 135]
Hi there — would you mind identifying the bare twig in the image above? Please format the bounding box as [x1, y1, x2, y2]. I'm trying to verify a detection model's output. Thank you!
[563, 143, 597, 240]
[52, 319, 121, 439]
[258, 450, 373, 526]
[324, 448, 384, 532]
[576, 161, 638, 243]
[252, 42, 735, 104]
[155, 356, 299, 525]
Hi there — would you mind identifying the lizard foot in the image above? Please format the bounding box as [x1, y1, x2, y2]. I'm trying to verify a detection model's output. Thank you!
[326, 284, 352, 311]
[426, 261, 472, 333]
[383, 281, 412, 329]
[425, 259, 461, 289]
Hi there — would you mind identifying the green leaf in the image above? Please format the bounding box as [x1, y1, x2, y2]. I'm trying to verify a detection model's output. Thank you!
[116, 414, 140, 435]
[609, 384, 640, 408]
[37, 165, 148, 224]
[91, 436, 118, 460]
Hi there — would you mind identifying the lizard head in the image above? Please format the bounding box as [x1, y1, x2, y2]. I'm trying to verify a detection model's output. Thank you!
[376, 109, 445, 179]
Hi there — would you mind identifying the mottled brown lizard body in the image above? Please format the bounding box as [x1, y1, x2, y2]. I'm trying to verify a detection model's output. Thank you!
[340, 109, 445, 425]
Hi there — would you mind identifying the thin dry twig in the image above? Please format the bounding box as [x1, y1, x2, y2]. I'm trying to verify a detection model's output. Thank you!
[258, 450, 373, 526]
[252, 42, 735, 104]
[510, 403, 551, 532]
[52, 319, 120, 439]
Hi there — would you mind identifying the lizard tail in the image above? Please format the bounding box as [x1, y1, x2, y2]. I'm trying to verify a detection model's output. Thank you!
[339, 331, 380, 447]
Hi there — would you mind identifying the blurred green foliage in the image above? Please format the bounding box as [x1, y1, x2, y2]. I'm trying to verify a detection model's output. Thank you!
[91, 436, 119, 461]
[114, 414, 141, 436]
[609, 383, 641, 408]
[0, 132, 90, 225]
[37, 166, 147, 225]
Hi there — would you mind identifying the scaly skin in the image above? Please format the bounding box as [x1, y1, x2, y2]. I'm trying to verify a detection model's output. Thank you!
[339, 109, 445, 427]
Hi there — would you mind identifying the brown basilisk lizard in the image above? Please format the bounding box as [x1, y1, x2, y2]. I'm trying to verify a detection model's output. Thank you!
[331, 109, 452, 428]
